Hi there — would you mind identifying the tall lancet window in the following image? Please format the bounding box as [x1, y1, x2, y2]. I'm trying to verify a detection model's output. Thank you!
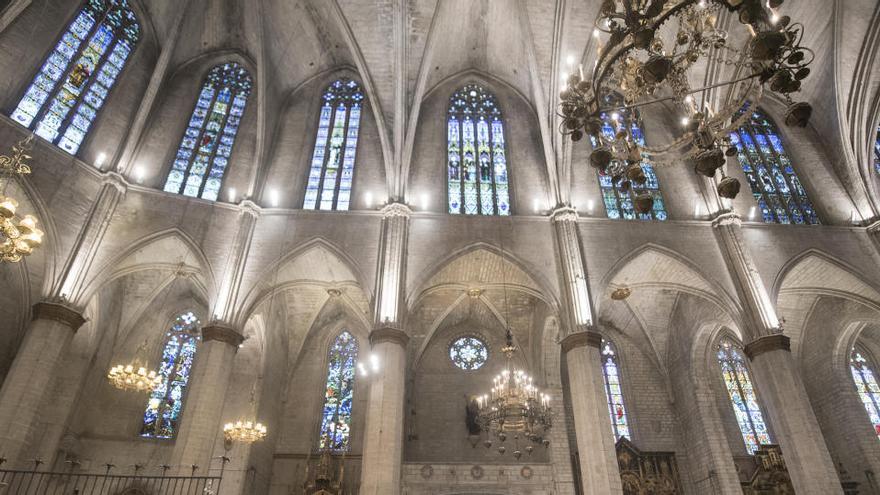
[728, 108, 819, 224]
[601, 339, 630, 440]
[850, 348, 880, 439]
[590, 113, 667, 220]
[10, 0, 140, 155]
[141, 311, 200, 438]
[319, 331, 358, 450]
[303, 78, 365, 211]
[163, 63, 252, 201]
[716, 338, 771, 454]
[874, 125, 880, 175]
[447, 84, 510, 216]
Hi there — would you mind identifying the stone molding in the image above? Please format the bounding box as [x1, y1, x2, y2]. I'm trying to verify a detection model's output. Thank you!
[238, 199, 262, 218]
[370, 327, 410, 347]
[560, 331, 602, 354]
[381, 202, 412, 219]
[201, 324, 245, 348]
[101, 171, 128, 194]
[32, 302, 87, 331]
[550, 206, 579, 223]
[866, 219, 880, 234]
[711, 211, 741, 228]
[744, 334, 791, 360]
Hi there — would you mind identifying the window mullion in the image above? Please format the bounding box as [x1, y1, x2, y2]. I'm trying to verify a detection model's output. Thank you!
[457, 113, 465, 214]
[196, 87, 237, 199]
[182, 87, 221, 195]
[316, 102, 341, 210]
[331, 102, 352, 210]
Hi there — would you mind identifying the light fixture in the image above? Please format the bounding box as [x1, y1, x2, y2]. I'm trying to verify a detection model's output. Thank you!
[107, 340, 162, 393]
[107, 362, 161, 393]
[223, 420, 267, 443]
[475, 328, 552, 458]
[559, 0, 814, 213]
[611, 286, 633, 300]
[1, 135, 44, 264]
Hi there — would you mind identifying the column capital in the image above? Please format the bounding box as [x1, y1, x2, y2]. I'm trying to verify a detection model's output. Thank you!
[866, 219, 880, 234]
[381, 202, 412, 219]
[101, 171, 128, 194]
[744, 334, 790, 360]
[711, 211, 741, 228]
[560, 331, 602, 354]
[238, 200, 262, 218]
[201, 324, 245, 348]
[550, 206, 579, 223]
[369, 327, 409, 348]
[32, 302, 86, 331]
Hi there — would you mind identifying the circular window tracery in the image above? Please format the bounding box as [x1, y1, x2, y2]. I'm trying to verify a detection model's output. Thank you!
[450, 336, 488, 370]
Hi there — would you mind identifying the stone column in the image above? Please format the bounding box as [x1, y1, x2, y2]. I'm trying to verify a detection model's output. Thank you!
[713, 213, 843, 494]
[561, 331, 622, 494]
[360, 327, 409, 495]
[551, 207, 622, 493]
[170, 324, 244, 475]
[360, 203, 410, 495]
[0, 302, 85, 467]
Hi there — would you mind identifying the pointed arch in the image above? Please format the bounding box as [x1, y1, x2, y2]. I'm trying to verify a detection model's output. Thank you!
[773, 249, 880, 308]
[141, 309, 201, 438]
[600, 337, 630, 441]
[10, 0, 141, 155]
[715, 336, 772, 454]
[318, 329, 359, 451]
[850, 345, 880, 439]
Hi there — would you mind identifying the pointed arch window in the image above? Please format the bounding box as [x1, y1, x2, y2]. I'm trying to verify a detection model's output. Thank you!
[590, 112, 667, 220]
[319, 331, 359, 451]
[729, 109, 819, 224]
[303, 79, 365, 211]
[716, 338, 771, 454]
[10, 0, 140, 155]
[163, 63, 252, 201]
[447, 84, 511, 216]
[874, 125, 879, 175]
[850, 347, 880, 439]
[141, 311, 200, 438]
[601, 339, 630, 440]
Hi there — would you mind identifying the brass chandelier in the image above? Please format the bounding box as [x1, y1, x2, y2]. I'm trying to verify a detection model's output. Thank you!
[1, 135, 44, 263]
[560, 0, 814, 213]
[475, 329, 552, 458]
[107, 362, 162, 393]
[223, 383, 267, 444]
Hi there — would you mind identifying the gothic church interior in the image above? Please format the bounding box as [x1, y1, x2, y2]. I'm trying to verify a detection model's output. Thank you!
[0, 0, 879, 494]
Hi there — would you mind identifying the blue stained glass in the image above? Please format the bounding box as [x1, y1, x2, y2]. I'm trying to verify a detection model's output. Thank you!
[304, 79, 364, 211]
[447, 84, 511, 216]
[717, 338, 771, 454]
[11, 1, 139, 155]
[163, 63, 252, 200]
[590, 112, 667, 221]
[141, 311, 201, 439]
[601, 339, 630, 440]
[319, 331, 359, 451]
[851, 348, 880, 439]
[730, 109, 818, 224]
[874, 125, 880, 175]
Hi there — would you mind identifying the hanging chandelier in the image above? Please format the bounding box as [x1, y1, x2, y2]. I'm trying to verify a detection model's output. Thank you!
[107, 362, 162, 392]
[1, 135, 44, 263]
[559, 0, 813, 213]
[475, 329, 552, 458]
[223, 420, 267, 443]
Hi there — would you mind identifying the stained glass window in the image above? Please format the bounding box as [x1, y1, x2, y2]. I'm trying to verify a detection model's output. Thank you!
[874, 125, 880, 175]
[729, 108, 819, 224]
[590, 113, 667, 221]
[303, 79, 365, 211]
[447, 84, 511, 216]
[141, 311, 200, 439]
[716, 338, 771, 454]
[163, 63, 252, 201]
[10, 0, 140, 155]
[600, 339, 630, 440]
[850, 348, 880, 439]
[449, 336, 489, 370]
[319, 331, 359, 451]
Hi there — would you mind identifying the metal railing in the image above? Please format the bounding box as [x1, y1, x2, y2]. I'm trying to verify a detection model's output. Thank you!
[0, 460, 225, 495]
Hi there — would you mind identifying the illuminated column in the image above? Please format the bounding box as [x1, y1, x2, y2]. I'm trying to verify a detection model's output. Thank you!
[360, 203, 410, 495]
[0, 302, 85, 467]
[170, 324, 243, 475]
[712, 213, 842, 494]
[212, 201, 259, 323]
[551, 208, 622, 494]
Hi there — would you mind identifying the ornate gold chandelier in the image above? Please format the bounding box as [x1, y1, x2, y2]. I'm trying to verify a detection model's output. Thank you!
[1, 135, 44, 263]
[223, 420, 267, 443]
[560, 0, 814, 213]
[475, 329, 552, 458]
[107, 362, 162, 393]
